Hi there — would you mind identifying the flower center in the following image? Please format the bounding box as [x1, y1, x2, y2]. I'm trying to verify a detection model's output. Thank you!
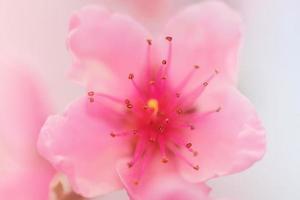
[87, 36, 221, 186]
[147, 98, 159, 115]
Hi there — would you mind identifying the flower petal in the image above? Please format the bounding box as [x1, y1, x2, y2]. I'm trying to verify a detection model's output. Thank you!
[177, 86, 266, 182]
[38, 97, 132, 198]
[163, 1, 243, 89]
[0, 62, 54, 199]
[67, 6, 151, 94]
[116, 157, 212, 200]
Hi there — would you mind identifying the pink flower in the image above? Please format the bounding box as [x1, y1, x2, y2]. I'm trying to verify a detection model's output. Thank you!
[38, 1, 266, 199]
[0, 61, 55, 200]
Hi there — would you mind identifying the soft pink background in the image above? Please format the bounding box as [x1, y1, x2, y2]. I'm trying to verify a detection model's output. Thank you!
[0, 0, 299, 199]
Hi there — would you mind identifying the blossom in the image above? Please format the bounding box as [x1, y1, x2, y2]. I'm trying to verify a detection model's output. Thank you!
[38, 1, 266, 199]
[0, 61, 55, 200]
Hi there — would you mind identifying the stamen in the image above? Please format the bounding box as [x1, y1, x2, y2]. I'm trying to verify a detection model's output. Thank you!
[128, 73, 145, 99]
[110, 130, 137, 138]
[171, 147, 199, 171]
[178, 69, 219, 107]
[88, 92, 124, 104]
[132, 145, 155, 186]
[170, 137, 198, 157]
[175, 65, 200, 93]
[193, 106, 222, 121]
[158, 136, 168, 163]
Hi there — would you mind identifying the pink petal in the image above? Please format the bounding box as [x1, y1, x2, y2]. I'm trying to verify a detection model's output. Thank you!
[38, 97, 132, 198]
[116, 157, 212, 200]
[0, 62, 54, 199]
[162, 1, 243, 89]
[67, 6, 151, 94]
[177, 86, 266, 182]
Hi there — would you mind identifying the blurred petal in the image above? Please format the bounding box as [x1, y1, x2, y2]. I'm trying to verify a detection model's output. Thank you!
[0, 62, 54, 200]
[38, 97, 132, 197]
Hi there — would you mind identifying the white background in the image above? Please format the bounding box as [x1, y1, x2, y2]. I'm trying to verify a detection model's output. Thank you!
[0, 0, 299, 199]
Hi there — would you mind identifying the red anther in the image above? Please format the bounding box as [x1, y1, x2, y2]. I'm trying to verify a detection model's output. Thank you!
[165, 36, 173, 42]
[149, 80, 155, 85]
[190, 125, 195, 130]
[110, 132, 116, 137]
[165, 118, 169, 123]
[133, 180, 139, 186]
[88, 91, 94, 96]
[89, 98, 94, 103]
[216, 107, 222, 112]
[162, 60, 167, 65]
[193, 165, 200, 171]
[176, 108, 183, 114]
[147, 39, 152, 45]
[127, 104, 133, 109]
[132, 129, 138, 135]
[194, 65, 200, 69]
[176, 93, 181, 98]
[186, 143, 192, 149]
[203, 82, 208, 87]
[161, 158, 169, 163]
[127, 162, 133, 168]
[128, 73, 134, 80]
[161, 76, 167, 80]
[159, 125, 165, 133]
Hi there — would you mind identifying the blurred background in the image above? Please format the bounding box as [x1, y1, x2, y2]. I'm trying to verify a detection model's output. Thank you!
[0, 0, 299, 199]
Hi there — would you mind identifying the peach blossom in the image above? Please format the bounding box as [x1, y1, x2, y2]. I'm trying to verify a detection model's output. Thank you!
[38, 1, 266, 199]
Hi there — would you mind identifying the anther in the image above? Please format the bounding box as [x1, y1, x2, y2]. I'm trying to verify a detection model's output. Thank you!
[128, 73, 134, 80]
[149, 138, 156, 143]
[110, 132, 116, 137]
[176, 108, 183, 114]
[165, 36, 172, 42]
[149, 80, 155, 85]
[215, 69, 219, 74]
[194, 65, 200, 69]
[147, 39, 152, 45]
[159, 125, 165, 133]
[165, 118, 169, 123]
[161, 158, 169, 163]
[127, 104, 133, 109]
[133, 180, 139, 186]
[193, 165, 200, 171]
[133, 130, 138, 135]
[216, 107, 222, 112]
[162, 60, 167, 65]
[161, 76, 167, 80]
[176, 93, 181, 98]
[127, 162, 133, 168]
[88, 91, 94, 96]
[203, 82, 208, 87]
[190, 125, 195, 130]
[186, 143, 192, 149]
